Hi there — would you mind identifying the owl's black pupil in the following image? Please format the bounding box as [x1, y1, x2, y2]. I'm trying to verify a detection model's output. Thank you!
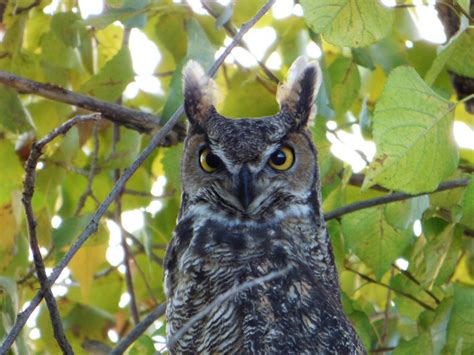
[206, 152, 221, 168]
[271, 150, 286, 165]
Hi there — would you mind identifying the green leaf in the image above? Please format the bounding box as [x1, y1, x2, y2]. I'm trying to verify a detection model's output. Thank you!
[218, 70, 279, 118]
[80, 47, 134, 102]
[461, 176, 474, 229]
[435, 227, 463, 286]
[106, 129, 142, 169]
[412, 222, 454, 288]
[446, 28, 474, 78]
[28, 100, 73, 138]
[384, 195, 429, 230]
[147, 10, 187, 63]
[359, 97, 373, 139]
[24, 9, 51, 51]
[446, 284, 474, 353]
[300, 0, 394, 48]
[161, 143, 183, 190]
[394, 330, 433, 354]
[327, 57, 360, 115]
[53, 215, 93, 249]
[0, 85, 34, 133]
[342, 207, 412, 279]
[0, 140, 25, 205]
[233, 0, 268, 27]
[40, 31, 78, 69]
[363, 67, 458, 194]
[50, 12, 81, 47]
[352, 47, 375, 70]
[161, 18, 216, 121]
[425, 28, 474, 86]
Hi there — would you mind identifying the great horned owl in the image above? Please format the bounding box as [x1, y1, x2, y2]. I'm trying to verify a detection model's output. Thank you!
[164, 57, 365, 354]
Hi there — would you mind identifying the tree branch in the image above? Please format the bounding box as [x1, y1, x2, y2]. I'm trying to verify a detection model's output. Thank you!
[200, 0, 279, 84]
[109, 303, 166, 355]
[22, 114, 99, 354]
[0, 72, 187, 143]
[0, 0, 275, 351]
[324, 179, 469, 221]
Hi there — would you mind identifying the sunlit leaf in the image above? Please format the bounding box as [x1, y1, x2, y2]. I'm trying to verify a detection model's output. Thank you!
[80, 47, 134, 102]
[69, 242, 108, 303]
[0, 204, 18, 270]
[425, 28, 474, 85]
[300, 0, 394, 48]
[51, 12, 82, 47]
[161, 18, 216, 121]
[384, 195, 429, 230]
[327, 57, 360, 115]
[342, 207, 413, 279]
[461, 176, 474, 229]
[0, 140, 25, 205]
[446, 285, 474, 353]
[0, 85, 34, 133]
[363, 67, 458, 193]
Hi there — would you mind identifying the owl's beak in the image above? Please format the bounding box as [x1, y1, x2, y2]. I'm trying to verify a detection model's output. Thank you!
[237, 164, 254, 210]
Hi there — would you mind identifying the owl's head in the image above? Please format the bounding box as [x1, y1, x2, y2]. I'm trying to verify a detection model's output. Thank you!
[181, 57, 323, 220]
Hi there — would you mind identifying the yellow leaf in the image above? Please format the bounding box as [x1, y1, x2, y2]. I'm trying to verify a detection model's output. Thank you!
[69, 243, 107, 303]
[0, 203, 17, 269]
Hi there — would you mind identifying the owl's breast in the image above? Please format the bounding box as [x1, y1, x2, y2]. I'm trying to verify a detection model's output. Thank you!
[164, 211, 363, 354]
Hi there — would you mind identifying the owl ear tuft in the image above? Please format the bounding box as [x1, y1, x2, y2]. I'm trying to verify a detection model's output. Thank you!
[183, 60, 216, 125]
[277, 56, 322, 129]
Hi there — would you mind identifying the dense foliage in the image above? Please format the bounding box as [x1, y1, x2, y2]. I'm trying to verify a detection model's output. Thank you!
[0, 0, 473, 353]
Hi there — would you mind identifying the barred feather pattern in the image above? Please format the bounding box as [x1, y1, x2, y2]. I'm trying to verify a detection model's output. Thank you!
[165, 198, 364, 354]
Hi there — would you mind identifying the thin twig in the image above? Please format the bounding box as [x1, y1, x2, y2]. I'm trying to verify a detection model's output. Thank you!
[167, 266, 291, 351]
[45, 159, 91, 176]
[128, 252, 159, 305]
[113, 26, 140, 325]
[324, 179, 469, 221]
[379, 268, 393, 347]
[0, 1, 275, 351]
[109, 303, 166, 355]
[22, 114, 99, 353]
[75, 120, 101, 216]
[392, 264, 441, 304]
[125, 231, 163, 265]
[17, 247, 55, 285]
[200, 0, 279, 84]
[345, 265, 435, 312]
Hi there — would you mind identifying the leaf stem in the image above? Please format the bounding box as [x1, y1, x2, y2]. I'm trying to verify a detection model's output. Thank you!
[458, 92, 474, 105]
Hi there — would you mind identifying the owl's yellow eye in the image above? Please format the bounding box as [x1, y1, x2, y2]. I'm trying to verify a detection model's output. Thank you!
[199, 148, 222, 173]
[268, 146, 294, 171]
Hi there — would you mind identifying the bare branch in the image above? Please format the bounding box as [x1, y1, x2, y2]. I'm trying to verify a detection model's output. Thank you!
[22, 114, 99, 354]
[0, 0, 275, 351]
[166, 266, 291, 351]
[0, 71, 160, 132]
[109, 303, 166, 355]
[324, 179, 469, 221]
